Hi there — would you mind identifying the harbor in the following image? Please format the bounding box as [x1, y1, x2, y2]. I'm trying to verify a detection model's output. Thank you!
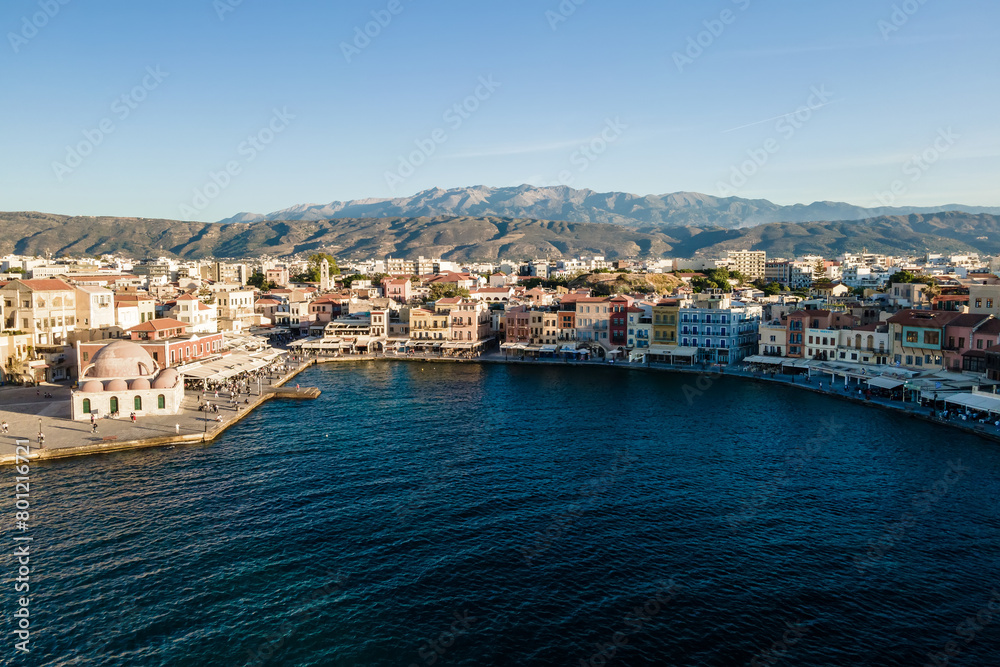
[6, 347, 999, 465]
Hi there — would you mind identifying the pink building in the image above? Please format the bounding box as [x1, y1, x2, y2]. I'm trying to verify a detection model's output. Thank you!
[382, 277, 412, 303]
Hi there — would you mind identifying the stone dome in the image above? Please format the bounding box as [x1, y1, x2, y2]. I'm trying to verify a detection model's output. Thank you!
[152, 368, 179, 389]
[81, 380, 105, 393]
[104, 379, 129, 392]
[85, 340, 158, 379]
[130, 378, 151, 390]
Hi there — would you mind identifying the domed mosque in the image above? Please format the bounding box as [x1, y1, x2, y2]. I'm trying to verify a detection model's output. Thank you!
[72, 340, 184, 420]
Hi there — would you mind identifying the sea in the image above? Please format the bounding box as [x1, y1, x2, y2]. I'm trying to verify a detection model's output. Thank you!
[5, 361, 1000, 666]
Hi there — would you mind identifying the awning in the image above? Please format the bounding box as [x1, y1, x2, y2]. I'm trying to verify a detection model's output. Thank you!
[944, 392, 1000, 413]
[354, 336, 372, 347]
[743, 355, 785, 365]
[867, 377, 905, 390]
[667, 347, 698, 357]
[539, 345, 558, 353]
[441, 342, 460, 349]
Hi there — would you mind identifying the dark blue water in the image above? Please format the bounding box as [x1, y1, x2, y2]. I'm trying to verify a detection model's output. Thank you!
[5, 362, 1000, 666]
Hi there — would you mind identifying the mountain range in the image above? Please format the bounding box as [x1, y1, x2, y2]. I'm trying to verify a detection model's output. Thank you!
[2, 210, 999, 262]
[218, 185, 1000, 230]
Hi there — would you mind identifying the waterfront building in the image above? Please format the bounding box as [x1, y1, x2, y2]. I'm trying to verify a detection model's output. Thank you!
[447, 301, 492, 352]
[652, 299, 679, 346]
[409, 308, 450, 342]
[677, 292, 762, 364]
[887, 309, 962, 370]
[758, 320, 788, 357]
[834, 324, 891, 366]
[0, 278, 78, 346]
[74, 286, 115, 330]
[528, 310, 559, 346]
[626, 306, 651, 350]
[72, 339, 183, 421]
[79, 318, 224, 370]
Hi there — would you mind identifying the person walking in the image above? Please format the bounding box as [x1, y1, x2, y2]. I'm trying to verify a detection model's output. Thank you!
[1, 420, 7, 434]
[130, 412, 137, 424]
[92, 422, 99, 434]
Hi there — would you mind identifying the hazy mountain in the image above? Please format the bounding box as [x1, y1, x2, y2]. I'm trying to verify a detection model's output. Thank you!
[218, 185, 1000, 230]
[2, 210, 999, 262]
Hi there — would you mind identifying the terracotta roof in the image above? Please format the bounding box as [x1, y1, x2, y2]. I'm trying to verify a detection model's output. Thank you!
[3, 278, 74, 291]
[946, 313, 991, 328]
[976, 319, 1000, 335]
[127, 318, 189, 333]
[887, 310, 963, 328]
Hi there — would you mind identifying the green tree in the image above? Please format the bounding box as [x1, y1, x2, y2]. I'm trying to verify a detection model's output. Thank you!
[299, 253, 340, 282]
[762, 282, 781, 296]
[247, 273, 277, 291]
[429, 284, 470, 300]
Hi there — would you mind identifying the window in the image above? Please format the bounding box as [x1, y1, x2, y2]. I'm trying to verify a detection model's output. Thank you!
[906, 355, 913, 365]
[109, 396, 119, 414]
[157, 394, 166, 409]
[977, 338, 984, 349]
[82, 398, 91, 414]
[989, 299, 994, 309]
[134, 396, 142, 410]
[959, 337, 966, 349]
[923, 331, 939, 345]
[905, 331, 918, 343]
[976, 299, 983, 308]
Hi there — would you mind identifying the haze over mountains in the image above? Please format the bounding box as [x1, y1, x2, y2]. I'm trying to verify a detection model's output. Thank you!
[218, 185, 1000, 230]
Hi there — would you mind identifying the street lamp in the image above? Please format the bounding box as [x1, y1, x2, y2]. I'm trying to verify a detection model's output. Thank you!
[37, 417, 43, 448]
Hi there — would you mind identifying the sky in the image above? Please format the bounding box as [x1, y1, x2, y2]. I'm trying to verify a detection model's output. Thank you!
[1, 0, 997, 221]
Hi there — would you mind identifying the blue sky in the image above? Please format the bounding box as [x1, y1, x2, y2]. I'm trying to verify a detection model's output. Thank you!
[1, 0, 997, 220]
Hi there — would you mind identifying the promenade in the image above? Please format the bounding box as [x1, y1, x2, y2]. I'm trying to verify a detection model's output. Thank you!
[0, 355, 314, 464]
[2, 348, 996, 465]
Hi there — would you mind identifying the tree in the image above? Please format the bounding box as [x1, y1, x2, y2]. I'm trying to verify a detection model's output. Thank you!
[296, 253, 340, 282]
[429, 284, 470, 300]
[247, 273, 277, 291]
[762, 282, 781, 296]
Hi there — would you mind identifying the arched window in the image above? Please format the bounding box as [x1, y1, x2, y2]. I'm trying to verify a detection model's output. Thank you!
[109, 396, 119, 414]
[82, 398, 91, 414]
[157, 394, 166, 409]
[134, 396, 142, 410]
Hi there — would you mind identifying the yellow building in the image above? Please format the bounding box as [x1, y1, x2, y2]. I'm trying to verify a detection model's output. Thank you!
[409, 308, 449, 341]
[652, 299, 680, 345]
